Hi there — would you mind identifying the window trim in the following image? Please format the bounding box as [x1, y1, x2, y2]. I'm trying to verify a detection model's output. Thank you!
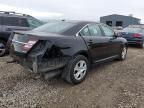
[76, 23, 104, 37]
[79, 25, 91, 36]
[76, 24, 90, 36]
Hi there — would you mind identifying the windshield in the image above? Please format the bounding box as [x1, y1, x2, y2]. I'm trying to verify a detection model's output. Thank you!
[33, 22, 75, 34]
[122, 27, 143, 33]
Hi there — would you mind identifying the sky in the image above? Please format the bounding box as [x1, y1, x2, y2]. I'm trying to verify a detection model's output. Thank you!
[0, 0, 143, 23]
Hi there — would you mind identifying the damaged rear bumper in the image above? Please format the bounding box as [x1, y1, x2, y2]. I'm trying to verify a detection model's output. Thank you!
[11, 39, 71, 77]
[14, 55, 69, 74]
[31, 57, 69, 73]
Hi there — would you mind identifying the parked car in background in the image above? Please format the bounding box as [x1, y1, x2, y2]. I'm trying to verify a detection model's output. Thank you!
[120, 25, 144, 48]
[10, 21, 128, 84]
[112, 26, 123, 33]
[0, 11, 43, 56]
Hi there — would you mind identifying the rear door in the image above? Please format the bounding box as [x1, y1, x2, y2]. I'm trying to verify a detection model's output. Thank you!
[79, 24, 110, 61]
[100, 24, 121, 56]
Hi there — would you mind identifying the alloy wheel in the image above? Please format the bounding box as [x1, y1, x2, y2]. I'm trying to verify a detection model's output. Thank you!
[122, 46, 127, 59]
[142, 41, 144, 48]
[74, 60, 87, 81]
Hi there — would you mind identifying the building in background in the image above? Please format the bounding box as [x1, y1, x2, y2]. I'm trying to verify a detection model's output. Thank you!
[100, 14, 141, 28]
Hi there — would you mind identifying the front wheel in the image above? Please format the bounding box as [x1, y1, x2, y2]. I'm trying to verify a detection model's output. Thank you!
[62, 55, 89, 84]
[0, 40, 6, 57]
[140, 41, 144, 48]
[118, 45, 127, 60]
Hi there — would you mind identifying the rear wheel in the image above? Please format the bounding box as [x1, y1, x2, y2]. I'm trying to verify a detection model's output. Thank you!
[118, 45, 127, 60]
[0, 40, 6, 57]
[62, 55, 89, 84]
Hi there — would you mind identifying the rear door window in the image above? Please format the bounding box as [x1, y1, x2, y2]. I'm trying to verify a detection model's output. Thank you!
[3, 17, 29, 27]
[79, 26, 91, 36]
[88, 24, 103, 36]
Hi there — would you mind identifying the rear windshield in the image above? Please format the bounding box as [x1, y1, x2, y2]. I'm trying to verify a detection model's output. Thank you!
[122, 27, 143, 33]
[33, 22, 75, 34]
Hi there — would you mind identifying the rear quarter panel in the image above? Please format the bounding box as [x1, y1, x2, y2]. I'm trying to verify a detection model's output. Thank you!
[50, 35, 89, 57]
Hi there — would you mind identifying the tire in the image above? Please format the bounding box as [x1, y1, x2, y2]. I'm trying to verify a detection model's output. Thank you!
[0, 40, 6, 57]
[62, 55, 89, 85]
[140, 41, 144, 48]
[118, 45, 127, 60]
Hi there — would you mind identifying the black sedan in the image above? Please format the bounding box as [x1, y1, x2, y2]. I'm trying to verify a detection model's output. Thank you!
[120, 25, 144, 48]
[10, 21, 128, 84]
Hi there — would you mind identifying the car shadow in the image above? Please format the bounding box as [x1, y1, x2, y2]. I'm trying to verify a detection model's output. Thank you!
[37, 59, 119, 88]
[89, 59, 118, 74]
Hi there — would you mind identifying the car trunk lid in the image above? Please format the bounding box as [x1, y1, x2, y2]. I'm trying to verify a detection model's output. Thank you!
[11, 31, 63, 55]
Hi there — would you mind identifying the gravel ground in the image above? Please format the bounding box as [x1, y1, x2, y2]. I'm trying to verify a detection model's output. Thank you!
[0, 47, 144, 108]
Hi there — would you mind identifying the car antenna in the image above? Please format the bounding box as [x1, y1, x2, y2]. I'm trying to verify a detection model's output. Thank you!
[61, 19, 66, 21]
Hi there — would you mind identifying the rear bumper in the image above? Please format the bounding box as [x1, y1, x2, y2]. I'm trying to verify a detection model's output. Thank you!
[32, 57, 68, 73]
[126, 39, 143, 45]
[127, 41, 143, 45]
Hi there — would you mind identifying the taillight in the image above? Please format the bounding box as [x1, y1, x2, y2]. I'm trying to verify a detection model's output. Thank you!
[22, 39, 38, 51]
[132, 34, 142, 38]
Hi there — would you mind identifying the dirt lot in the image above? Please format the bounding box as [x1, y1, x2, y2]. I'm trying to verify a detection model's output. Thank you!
[0, 47, 144, 108]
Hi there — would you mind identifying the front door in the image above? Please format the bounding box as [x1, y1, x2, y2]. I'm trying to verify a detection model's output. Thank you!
[100, 24, 121, 56]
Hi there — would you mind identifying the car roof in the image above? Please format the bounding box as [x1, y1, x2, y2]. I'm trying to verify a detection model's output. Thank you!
[0, 14, 27, 18]
[0, 11, 32, 19]
[62, 20, 99, 25]
[32, 20, 106, 36]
